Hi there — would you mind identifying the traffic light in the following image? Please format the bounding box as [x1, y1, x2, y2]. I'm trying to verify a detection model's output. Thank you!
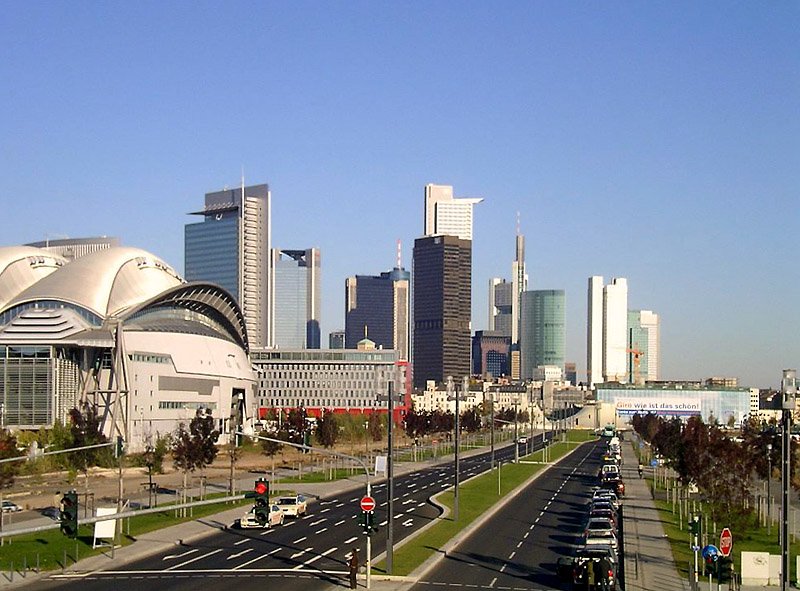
[60, 490, 79, 538]
[253, 479, 270, 525]
[718, 557, 733, 583]
[704, 555, 718, 578]
[690, 515, 701, 536]
[359, 510, 376, 534]
[114, 436, 125, 458]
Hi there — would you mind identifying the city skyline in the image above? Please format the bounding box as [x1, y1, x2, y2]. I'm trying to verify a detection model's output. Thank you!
[1, 3, 797, 388]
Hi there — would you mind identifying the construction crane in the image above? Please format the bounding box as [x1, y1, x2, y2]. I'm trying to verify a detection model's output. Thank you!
[626, 346, 644, 385]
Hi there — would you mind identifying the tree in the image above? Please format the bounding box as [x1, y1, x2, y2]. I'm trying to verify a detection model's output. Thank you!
[316, 411, 339, 448]
[68, 402, 111, 490]
[0, 429, 20, 490]
[171, 410, 220, 499]
[460, 408, 482, 433]
[368, 413, 383, 442]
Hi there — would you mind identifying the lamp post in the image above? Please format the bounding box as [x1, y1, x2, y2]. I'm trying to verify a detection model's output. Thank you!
[513, 394, 519, 464]
[781, 369, 796, 591]
[487, 390, 495, 469]
[767, 442, 772, 536]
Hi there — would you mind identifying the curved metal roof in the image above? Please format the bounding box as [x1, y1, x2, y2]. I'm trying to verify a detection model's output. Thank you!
[0, 247, 184, 319]
[123, 282, 250, 353]
[0, 246, 67, 311]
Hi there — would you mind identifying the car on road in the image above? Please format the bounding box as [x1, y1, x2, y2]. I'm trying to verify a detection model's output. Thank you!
[1, 501, 22, 513]
[517, 437, 528, 444]
[239, 504, 285, 528]
[276, 495, 308, 517]
[40, 506, 60, 520]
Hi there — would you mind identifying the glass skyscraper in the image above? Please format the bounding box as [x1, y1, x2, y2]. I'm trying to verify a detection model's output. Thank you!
[520, 289, 566, 380]
[272, 248, 321, 349]
[185, 183, 272, 348]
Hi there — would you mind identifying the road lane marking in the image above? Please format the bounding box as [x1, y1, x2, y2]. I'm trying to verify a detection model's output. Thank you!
[234, 538, 251, 546]
[316, 528, 328, 534]
[489, 577, 497, 587]
[335, 519, 346, 526]
[290, 547, 313, 559]
[293, 536, 307, 543]
[344, 536, 358, 544]
[516, 541, 523, 548]
[309, 519, 326, 526]
[227, 548, 253, 560]
[163, 548, 198, 561]
[509, 551, 516, 559]
[165, 548, 222, 570]
[292, 546, 339, 570]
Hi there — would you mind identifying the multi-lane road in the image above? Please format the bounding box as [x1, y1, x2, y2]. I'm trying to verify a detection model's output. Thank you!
[23, 434, 608, 591]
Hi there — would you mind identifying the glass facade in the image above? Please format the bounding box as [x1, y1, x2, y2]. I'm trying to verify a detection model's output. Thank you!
[185, 214, 239, 301]
[1, 346, 53, 427]
[520, 290, 565, 380]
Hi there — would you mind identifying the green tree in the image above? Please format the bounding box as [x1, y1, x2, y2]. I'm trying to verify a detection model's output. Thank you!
[316, 411, 339, 448]
[68, 402, 111, 490]
[368, 413, 384, 442]
[171, 410, 220, 496]
[0, 429, 21, 490]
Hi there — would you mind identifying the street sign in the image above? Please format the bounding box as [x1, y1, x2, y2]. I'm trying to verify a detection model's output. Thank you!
[719, 527, 733, 557]
[360, 496, 376, 512]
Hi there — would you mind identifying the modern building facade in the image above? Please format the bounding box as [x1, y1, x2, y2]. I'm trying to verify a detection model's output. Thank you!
[488, 279, 513, 337]
[412, 235, 472, 389]
[627, 310, 660, 383]
[329, 330, 345, 349]
[587, 276, 628, 384]
[185, 183, 272, 348]
[272, 248, 321, 349]
[26, 236, 120, 261]
[0, 246, 256, 451]
[424, 183, 483, 241]
[345, 265, 410, 359]
[520, 289, 566, 380]
[472, 330, 511, 378]
[251, 348, 408, 419]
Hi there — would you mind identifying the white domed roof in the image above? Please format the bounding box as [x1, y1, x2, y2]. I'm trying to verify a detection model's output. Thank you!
[1, 247, 184, 319]
[0, 246, 67, 311]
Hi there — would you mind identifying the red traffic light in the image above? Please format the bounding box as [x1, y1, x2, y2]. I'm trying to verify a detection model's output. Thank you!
[255, 481, 268, 495]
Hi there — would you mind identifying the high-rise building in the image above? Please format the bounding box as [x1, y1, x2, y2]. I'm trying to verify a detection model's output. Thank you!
[587, 276, 628, 384]
[272, 248, 321, 349]
[185, 183, 272, 348]
[628, 310, 660, 383]
[345, 265, 410, 359]
[520, 290, 566, 380]
[472, 330, 511, 378]
[511, 225, 527, 347]
[424, 184, 483, 240]
[412, 235, 472, 389]
[26, 236, 120, 261]
[329, 330, 345, 349]
[488, 278, 513, 337]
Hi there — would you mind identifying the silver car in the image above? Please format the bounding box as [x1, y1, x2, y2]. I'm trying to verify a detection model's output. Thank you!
[239, 504, 285, 528]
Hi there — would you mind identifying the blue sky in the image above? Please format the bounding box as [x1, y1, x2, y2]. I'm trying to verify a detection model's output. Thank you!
[1, 2, 797, 388]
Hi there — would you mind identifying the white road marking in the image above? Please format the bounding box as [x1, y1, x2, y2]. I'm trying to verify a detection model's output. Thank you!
[290, 547, 313, 559]
[292, 546, 339, 570]
[335, 519, 346, 526]
[402, 519, 414, 527]
[163, 548, 198, 561]
[516, 541, 523, 548]
[165, 548, 222, 570]
[227, 548, 253, 560]
[316, 528, 328, 534]
[509, 551, 516, 559]
[293, 536, 307, 544]
[309, 519, 326, 527]
[489, 577, 497, 587]
[234, 538, 250, 546]
[344, 536, 358, 544]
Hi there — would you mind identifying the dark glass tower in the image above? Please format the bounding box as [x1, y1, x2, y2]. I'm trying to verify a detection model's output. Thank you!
[412, 235, 471, 389]
[345, 267, 410, 358]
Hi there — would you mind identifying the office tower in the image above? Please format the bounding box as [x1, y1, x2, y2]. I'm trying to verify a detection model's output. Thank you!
[511, 223, 526, 346]
[424, 184, 483, 240]
[185, 183, 271, 348]
[26, 236, 120, 261]
[472, 330, 510, 378]
[272, 248, 321, 349]
[587, 276, 628, 384]
[329, 330, 345, 349]
[587, 276, 604, 386]
[520, 290, 566, 380]
[628, 310, 660, 383]
[412, 235, 472, 388]
[488, 278, 513, 337]
[603, 278, 628, 382]
[564, 362, 577, 385]
[345, 264, 410, 359]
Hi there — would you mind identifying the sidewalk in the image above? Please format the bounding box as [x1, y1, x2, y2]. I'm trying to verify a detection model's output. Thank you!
[621, 440, 691, 591]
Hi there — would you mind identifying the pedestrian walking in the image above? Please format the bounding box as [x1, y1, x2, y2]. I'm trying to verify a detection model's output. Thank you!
[348, 547, 359, 589]
[638, 463, 644, 478]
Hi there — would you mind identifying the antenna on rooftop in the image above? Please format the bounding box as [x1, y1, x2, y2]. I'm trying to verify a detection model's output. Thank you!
[396, 239, 402, 269]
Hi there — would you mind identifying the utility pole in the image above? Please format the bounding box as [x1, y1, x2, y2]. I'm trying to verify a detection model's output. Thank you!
[386, 378, 395, 574]
[488, 390, 495, 469]
[514, 394, 519, 464]
[781, 369, 796, 591]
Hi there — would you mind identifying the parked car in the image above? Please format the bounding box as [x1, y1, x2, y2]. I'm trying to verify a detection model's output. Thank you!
[239, 504, 285, 528]
[517, 437, 528, 444]
[1, 500, 22, 513]
[570, 544, 618, 590]
[276, 495, 308, 517]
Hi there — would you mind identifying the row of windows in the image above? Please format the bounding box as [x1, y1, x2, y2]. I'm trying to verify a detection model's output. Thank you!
[129, 353, 171, 364]
[260, 380, 377, 390]
[262, 369, 377, 380]
[158, 401, 219, 410]
[262, 398, 384, 408]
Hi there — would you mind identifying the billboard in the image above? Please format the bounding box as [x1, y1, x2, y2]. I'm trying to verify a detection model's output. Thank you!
[615, 396, 702, 417]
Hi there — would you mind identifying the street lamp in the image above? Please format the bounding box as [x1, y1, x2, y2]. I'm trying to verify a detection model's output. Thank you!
[781, 369, 796, 591]
[767, 442, 772, 536]
[513, 394, 519, 464]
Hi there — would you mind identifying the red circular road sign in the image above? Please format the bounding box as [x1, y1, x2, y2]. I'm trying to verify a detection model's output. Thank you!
[719, 527, 733, 557]
[360, 496, 376, 512]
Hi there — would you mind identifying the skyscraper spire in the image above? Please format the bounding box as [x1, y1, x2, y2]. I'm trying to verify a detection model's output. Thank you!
[396, 239, 402, 269]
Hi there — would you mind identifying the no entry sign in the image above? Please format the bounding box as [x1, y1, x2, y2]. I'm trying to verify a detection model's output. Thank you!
[719, 527, 733, 557]
[360, 496, 376, 512]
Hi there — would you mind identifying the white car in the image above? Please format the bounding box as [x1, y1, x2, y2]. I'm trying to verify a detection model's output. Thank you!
[239, 504, 284, 528]
[276, 495, 308, 517]
[1, 500, 22, 513]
